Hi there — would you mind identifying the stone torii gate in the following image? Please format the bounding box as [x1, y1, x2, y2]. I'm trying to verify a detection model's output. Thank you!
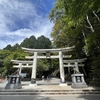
[22, 46, 74, 86]
[63, 58, 87, 88]
[63, 58, 87, 73]
[11, 60, 33, 75]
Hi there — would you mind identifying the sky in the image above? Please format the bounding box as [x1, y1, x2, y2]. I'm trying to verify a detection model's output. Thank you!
[0, 0, 55, 49]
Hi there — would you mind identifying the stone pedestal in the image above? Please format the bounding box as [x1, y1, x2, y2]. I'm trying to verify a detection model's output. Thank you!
[59, 83, 68, 86]
[31, 78, 36, 84]
[71, 74, 87, 88]
[29, 78, 37, 86]
[59, 78, 68, 86]
[5, 75, 22, 89]
[60, 78, 66, 83]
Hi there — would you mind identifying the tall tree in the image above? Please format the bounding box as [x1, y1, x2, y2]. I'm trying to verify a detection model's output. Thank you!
[35, 35, 52, 49]
[49, 0, 100, 84]
[20, 35, 37, 48]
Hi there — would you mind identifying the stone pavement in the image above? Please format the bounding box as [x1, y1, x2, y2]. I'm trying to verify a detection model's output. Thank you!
[0, 79, 100, 91]
[0, 79, 100, 100]
[21, 79, 100, 91]
[0, 94, 100, 100]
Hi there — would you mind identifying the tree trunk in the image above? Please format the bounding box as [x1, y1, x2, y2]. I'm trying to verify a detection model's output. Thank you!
[86, 14, 94, 32]
[82, 30, 87, 45]
[92, 11, 100, 22]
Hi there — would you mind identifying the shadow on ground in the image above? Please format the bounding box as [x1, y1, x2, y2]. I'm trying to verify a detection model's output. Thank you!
[0, 95, 55, 100]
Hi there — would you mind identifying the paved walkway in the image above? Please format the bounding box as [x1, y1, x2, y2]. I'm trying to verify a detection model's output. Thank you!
[0, 95, 100, 100]
[0, 79, 100, 91]
[22, 84, 97, 91]
[21, 79, 99, 91]
[0, 79, 100, 100]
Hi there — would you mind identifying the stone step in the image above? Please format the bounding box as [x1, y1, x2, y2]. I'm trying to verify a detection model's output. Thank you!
[0, 89, 100, 95]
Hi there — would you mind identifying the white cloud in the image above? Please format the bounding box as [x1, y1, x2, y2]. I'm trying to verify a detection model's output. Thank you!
[0, 0, 54, 49]
[0, 40, 8, 49]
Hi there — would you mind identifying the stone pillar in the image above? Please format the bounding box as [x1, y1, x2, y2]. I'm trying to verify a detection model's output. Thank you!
[59, 51, 65, 83]
[75, 62, 79, 72]
[81, 75, 85, 83]
[72, 75, 76, 83]
[19, 63, 22, 75]
[31, 52, 37, 85]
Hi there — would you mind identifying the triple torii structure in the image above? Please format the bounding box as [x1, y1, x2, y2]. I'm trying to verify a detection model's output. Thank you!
[21, 46, 75, 86]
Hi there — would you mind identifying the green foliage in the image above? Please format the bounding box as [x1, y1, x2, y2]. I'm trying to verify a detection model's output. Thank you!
[1, 49, 29, 76]
[37, 59, 50, 77]
[0, 50, 11, 71]
[20, 35, 52, 49]
[0, 50, 11, 60]
[1, 35, 52, 77]
[92, 55, 100, 76]
[49, 0, 100, 84]
[3, 43, 20, 51]
[3, 45, 12, 51]
[35, 35, 52, 49]
[20, 35, 37, 48]
[84, 29, 100, 56]
[37, 58, 59, 78]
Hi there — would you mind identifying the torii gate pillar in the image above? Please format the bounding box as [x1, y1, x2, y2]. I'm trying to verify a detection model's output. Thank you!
[59, 51, 66, 85]
[30, 52, 37, 86]
[18, 63, 22, 75]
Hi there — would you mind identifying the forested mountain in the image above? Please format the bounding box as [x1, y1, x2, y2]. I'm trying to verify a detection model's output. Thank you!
[0, 35, 53, 77]
[3, 35, 52, 51]
[49, 0, 100, 85]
